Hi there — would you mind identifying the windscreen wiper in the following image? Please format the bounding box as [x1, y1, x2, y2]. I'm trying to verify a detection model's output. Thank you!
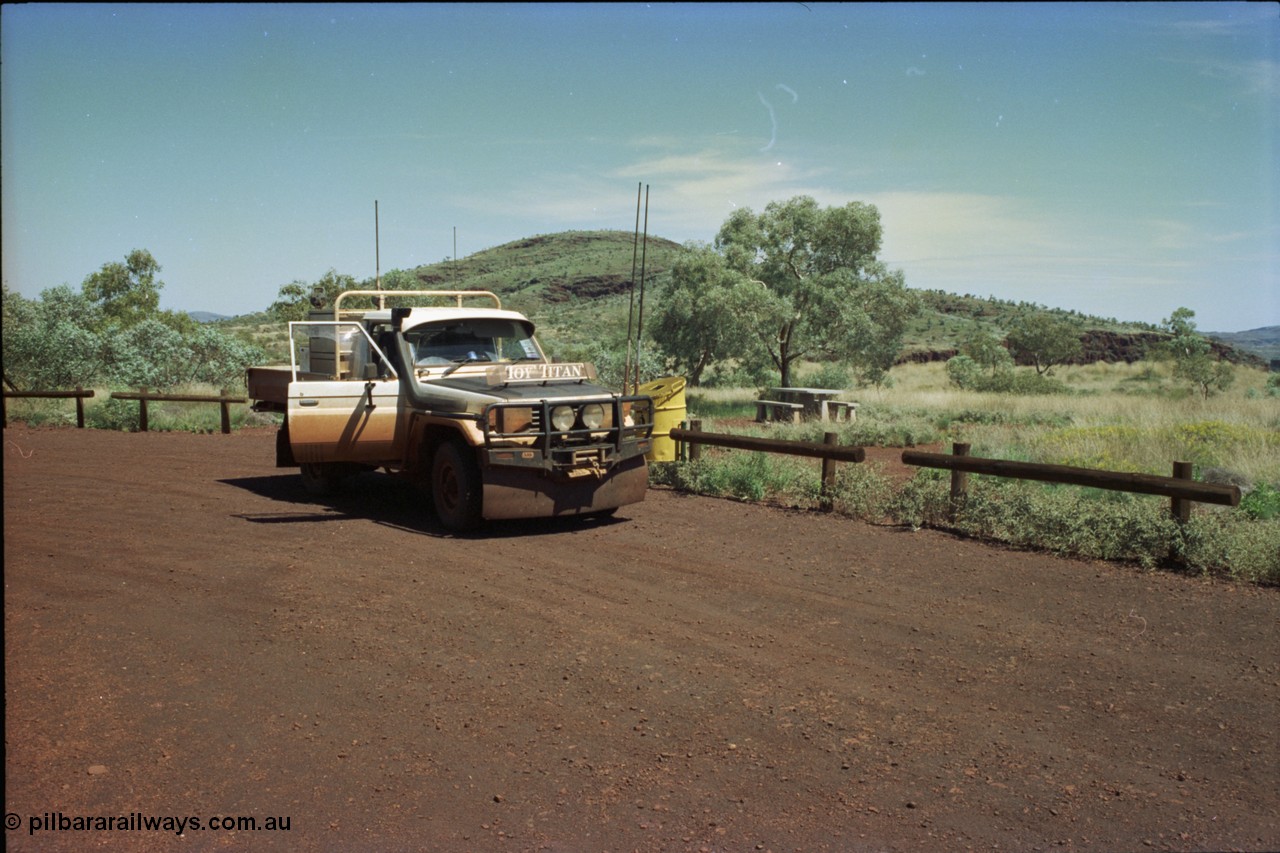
[440, 352, 492, 378]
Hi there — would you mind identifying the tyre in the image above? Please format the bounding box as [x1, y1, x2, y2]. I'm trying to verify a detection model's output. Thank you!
[431, 441, 483, 531]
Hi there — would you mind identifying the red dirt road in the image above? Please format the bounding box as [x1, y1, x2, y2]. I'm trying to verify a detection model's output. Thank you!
[4, 426, 1278, 851]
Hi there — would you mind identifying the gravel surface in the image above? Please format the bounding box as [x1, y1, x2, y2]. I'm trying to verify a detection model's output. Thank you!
[4, 426, 1277, 851]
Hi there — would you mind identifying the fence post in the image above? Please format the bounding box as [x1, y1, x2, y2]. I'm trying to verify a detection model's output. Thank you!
[1171, 461, 1193, 524]
[219, 388, 232, 435]
[1169, 460, 1195, 566]
[138, 387, 149, 432]
[686, 419, 702, 463]
[75, 386, 86, 428]
[949, 442, 971, 521]
[821, 432, 839, 510]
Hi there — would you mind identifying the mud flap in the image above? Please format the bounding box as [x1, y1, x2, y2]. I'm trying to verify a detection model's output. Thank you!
[481, 455, 648, 520]
[276, 423, 298, 468]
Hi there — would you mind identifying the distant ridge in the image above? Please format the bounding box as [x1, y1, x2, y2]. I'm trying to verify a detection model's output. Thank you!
[1206, 326, 1280, 363]
[188, 311, 231, 323]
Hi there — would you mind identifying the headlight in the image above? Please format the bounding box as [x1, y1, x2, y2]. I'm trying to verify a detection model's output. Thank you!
[550, 405, 576, 432]
[581, 403, 605, 430]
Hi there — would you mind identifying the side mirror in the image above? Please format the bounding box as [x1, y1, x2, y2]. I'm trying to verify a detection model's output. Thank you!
[363, 362, 379, 381]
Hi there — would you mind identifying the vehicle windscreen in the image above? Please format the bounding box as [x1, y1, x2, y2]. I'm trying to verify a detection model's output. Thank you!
[405, 319, 543, 366]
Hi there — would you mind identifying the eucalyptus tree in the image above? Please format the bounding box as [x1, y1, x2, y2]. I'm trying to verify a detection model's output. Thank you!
[1158, 307, 1233, 399]
[649, 245, 771, 386]
[709, 196, 917, 387]
[1006, 313, 1083, 375]
[81, 249, 164, 328]
[269, 269, 359, 322]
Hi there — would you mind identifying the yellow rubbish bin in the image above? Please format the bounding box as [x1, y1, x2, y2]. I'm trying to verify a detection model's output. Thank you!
[637, 376, 687, 462]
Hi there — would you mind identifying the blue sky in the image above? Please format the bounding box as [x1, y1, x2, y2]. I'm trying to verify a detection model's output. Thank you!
[3, 3, 1276, 331]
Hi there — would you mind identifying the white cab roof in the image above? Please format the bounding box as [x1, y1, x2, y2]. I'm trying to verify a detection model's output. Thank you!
[357, 306, 535, 331]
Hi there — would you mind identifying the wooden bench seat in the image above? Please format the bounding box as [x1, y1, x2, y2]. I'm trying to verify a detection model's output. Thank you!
[822, 400, 859, 422]
[755, 399, 803, 423]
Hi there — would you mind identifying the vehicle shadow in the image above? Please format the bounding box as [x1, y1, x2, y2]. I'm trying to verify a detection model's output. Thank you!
[219, 471, 633, 539]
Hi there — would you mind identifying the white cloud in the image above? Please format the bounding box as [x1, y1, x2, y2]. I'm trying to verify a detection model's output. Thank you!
[1195, 58, 1280, 98]
[1165, 6, 1278, 40]
[439, 142, 1272, 328]
[451, 143, 839, 242]
[870, 191, 1073, 268]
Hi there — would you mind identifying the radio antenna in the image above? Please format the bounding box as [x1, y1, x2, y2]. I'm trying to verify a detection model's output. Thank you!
[623, 182, 642, 394]
[632, 184, 651, 395]
[374, 200, 384, 309]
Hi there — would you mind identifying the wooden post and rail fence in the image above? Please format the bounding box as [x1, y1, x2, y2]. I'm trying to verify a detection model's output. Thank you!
[3, 396, 1244, 524]
[671, 424, 1239, 524]
[3, 387, 246, 434]
[902, 442, 1239, 522]
[2, 387, 96, 428]
[109, 389, 247, 434]
[671, 422, 862, 509]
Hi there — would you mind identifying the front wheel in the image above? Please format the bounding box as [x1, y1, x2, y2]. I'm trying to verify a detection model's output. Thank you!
[431, 441, 483, 532]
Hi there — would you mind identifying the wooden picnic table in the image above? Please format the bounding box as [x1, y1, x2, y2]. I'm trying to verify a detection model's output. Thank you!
[765, 388, 857, 422]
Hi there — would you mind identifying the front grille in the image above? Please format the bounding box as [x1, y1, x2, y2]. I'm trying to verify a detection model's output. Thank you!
[483, 396, 654, 467]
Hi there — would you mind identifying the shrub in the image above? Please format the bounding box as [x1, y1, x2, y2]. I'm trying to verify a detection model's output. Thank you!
[701, 362, 773, 389]
[946, 355, 983, 389]
[829, 463, 894, 520]
[1177, 512, 1280, 584]
[954, 482, 1180, 568]
[103, 319, 191, 388]
[655, 453, 820, 507]
[887, 470, 950, 529]
[945, 355, 1069, 394]
[1241, 483, 1280, 521]
[86, 396, 141, 432]
[806, 362, 852, 391]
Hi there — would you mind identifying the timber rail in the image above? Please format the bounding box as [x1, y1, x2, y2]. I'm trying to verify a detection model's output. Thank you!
[904, 443, 1240, 524]
[3, 387, 96, 428]
[668, 425, 1239, 526]
[669, 425, 866, 463]
[109, 389, 247, 434]
[669, 423, 863, 508]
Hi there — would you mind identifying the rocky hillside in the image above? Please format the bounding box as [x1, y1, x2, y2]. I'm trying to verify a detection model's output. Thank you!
[895, 330, 1264, 368]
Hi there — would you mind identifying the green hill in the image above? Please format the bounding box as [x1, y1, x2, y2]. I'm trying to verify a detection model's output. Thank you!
[221, 230, 1261, 370]
[409, 230, 684, 307]
[215, 230, 683, 362]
